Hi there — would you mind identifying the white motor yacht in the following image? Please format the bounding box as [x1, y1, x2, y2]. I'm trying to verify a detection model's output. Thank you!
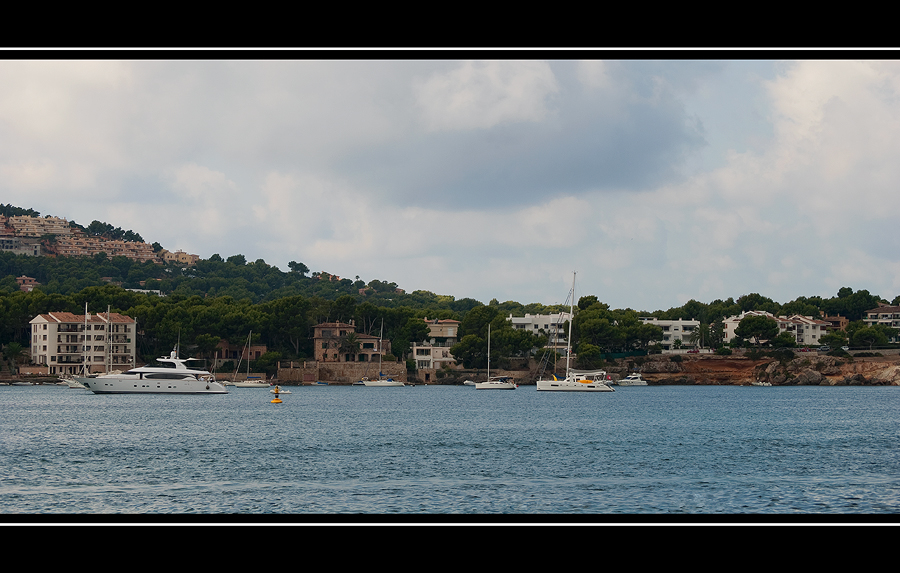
[78, 349, 228, 394]
[618, 373, 648, 386]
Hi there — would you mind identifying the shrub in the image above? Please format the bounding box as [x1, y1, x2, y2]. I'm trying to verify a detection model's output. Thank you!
[716, 347, 732, 355]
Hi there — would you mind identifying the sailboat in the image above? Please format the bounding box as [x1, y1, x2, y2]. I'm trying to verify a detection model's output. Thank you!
[475, 323, 517, 389]
[535, 272, 614, 392]
[61, 303, 91, 389]
[231, 332, 270, 388]
[361, 320, 404, 386]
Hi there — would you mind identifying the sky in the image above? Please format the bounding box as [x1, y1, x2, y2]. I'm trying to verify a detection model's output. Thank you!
[4, 53, 900, 311]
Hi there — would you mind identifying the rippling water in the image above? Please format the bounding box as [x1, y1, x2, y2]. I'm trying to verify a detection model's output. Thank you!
[1, 383, 898, 518]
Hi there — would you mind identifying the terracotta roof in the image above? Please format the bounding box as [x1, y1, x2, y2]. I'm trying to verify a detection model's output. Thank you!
[865, 305, 900, 313]
[37, 312, 134, 324]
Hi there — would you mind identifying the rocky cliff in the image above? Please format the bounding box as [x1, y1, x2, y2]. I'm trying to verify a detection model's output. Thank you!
[614, 353, 900, 386]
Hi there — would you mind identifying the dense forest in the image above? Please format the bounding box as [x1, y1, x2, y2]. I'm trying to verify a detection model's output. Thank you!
[3, 205, 899, 375]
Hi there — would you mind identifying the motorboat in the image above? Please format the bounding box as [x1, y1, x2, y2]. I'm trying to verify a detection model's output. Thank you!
[751, 380, 772, 387]
[232, 378, 271, 388]
[462, 380, 476, 386]
[78, 349, 228, 394]
[617, 373, 648, 386]
[475, 376, 517, 390]
[57, 375, 87, 389]
[361, 376, 404, 387]
[536, 272, 614, 393]
[270, 385, 292, 394]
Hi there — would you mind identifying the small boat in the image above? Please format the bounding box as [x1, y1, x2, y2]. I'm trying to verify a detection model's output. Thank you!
[360, 321, 404, 386]
[361, 376, 404, 387]
[270, 385, 292, 394]
[475, 376, 517, 390]
[462, 380, 476, 386]
[232, 378, 270, 388]
[751, 380, 772, 387]
[475, 324, 517, 390]
[617, 373, 648, 386]
[231, 331, 269, 387]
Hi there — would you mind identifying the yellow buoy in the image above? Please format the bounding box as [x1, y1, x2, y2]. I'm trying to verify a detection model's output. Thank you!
[271, 397, 282, 403]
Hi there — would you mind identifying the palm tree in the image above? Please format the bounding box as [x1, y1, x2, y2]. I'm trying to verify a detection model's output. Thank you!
[338, 332, 361, 361]
[3, 342, 24, 374]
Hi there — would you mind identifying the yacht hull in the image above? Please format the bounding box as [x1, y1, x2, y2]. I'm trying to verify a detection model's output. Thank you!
[362, 380, 404, 386]
[78, 376, 228, 394]
[536, 379, 614, 392]
[475, 382, 517, 389]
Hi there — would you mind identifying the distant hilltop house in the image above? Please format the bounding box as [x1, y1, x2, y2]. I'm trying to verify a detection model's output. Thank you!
[411, 318, 461, 371]
[16, 276, 39, 292]
[313, 321, 388, 363]
[159, 249, 200, 266]
[29, 311, 136, 376]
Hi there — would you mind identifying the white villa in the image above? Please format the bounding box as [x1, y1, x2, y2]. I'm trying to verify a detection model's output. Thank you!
[410, 318, 461, 370]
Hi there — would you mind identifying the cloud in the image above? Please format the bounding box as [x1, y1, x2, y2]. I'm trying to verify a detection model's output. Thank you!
[8, 58, 900, 311]
[414, 60, 560, 131]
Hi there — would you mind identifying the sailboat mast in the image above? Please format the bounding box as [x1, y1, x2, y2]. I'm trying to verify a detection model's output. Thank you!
[487, 323, 491, 381]
[566, 272, 575, 375]
[106, 305, 111, 373]
[83, 302, 88, 376]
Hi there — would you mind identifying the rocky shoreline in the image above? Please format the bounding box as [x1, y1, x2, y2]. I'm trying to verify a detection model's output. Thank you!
[614, 353, 900, 386]
[433, 353, 900, 387]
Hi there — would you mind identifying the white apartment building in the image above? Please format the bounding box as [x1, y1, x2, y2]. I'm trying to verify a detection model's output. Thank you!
[863, 305, 900, 329]
[508, 312, 571, 349]
[639, 317, 701, 350]
[862, 305, 900, 342]
[410, 318, 460, 370]
[722, 310, 829, 346]
[30, 311, 137, 376]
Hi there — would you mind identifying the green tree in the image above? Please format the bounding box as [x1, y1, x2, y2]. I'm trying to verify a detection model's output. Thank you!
[734, 314, 779, 346]
[771, 331, 798, 348]
[819, 331, 847, 348]
[850, 325, 893, 349]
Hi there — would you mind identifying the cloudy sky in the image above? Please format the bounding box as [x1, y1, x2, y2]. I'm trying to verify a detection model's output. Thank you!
[3, 54, 900, 311]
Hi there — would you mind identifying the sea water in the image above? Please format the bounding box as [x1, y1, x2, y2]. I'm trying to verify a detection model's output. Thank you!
[1, 383, 898, 517]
